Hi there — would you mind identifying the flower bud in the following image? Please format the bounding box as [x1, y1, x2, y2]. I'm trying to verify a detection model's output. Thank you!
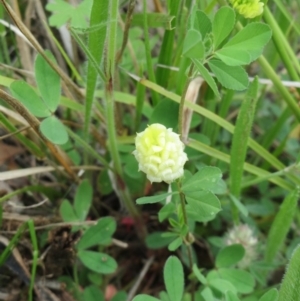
[229, 0, 264, 18]
[133, 124, 188, 184]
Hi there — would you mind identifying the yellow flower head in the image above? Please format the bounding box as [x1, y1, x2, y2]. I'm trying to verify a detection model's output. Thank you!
[133, 123, 188, 184]
[229, 0, 264, 18]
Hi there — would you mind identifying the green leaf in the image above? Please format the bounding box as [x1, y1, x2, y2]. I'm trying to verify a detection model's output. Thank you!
[40, 116, 68, 145]
[150, 99, 179, 128]
[212, 6, 236, 48]
[185, 191, 221, 222]
[168, 237, 183, 251]
[230, 78, 258, 198]
[208, 59, 249, 91]
[158, 202, 176, 222]
[132, 295, 160, 301]
[35, 51, 60, 112]
[136, 192, 176, 205]
[265, 188, 300, 263]
[229, 195, 248, 217]
[201, 287, 215, 301]
[46, 0, 93, 28]
[215, 48, 251, 66]
[59, 199, 77, 222]
[146, 232, 174, 249]
[74, 180, 93, 221]
[78, 250, 117, 274]
[182, 166, 222, 193]
[192, 59, 220, 98]
[219, 268, 255, 294]
[77, 217, 116, 250]
[209, 278, 237, 294]
[83, 285, 105, 301]
[111, 292, 128, 301]
[225, 291, 241, 301]
[216, 244, 245, 268]
[259, 288, 279, 301]
[192, 264, 207, 284]
[194, 10, 212, 38]
[10, 81, 51, 118]
[222, 23, 272, 61]
[164, 256, 184, 301]
[278, 244, 300, 301]
[183, 29, 204, 59]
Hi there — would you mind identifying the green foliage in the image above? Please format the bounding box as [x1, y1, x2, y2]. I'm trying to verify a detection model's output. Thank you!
[46, 0, 93, 28]
[10, 81, 51, 117]
[230, 78, 258, 199]
[216, 244, 245, 268]
[40, 116, 68, 145]
[265, 189, 300, 263]
[278, 245, 300, 301]
[76, 217, 116, 249]
[164, 256, 184, 301]
[77, 250, 117, 274]
[259, 289, 279, 301]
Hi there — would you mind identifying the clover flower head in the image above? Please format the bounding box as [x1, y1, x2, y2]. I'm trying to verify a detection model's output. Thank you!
[224, 224, 258, 268]
[133, 123, 188, 184]
[229, 0, 264, 18]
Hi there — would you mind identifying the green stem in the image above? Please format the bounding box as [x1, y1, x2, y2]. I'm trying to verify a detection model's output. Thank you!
[104, 1, 143, 229]
[28, 220, 38, 301]
[143, 0, 159, 106]
[263, 6, 300, 81]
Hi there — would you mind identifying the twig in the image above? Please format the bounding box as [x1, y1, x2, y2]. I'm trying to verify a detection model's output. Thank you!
[127, 256, 155, 301]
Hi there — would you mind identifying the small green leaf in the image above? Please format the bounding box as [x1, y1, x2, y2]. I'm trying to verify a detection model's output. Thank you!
[208, 59, 249, 91]
[83, 285, 105, 301]
[146, 232, 174, 249]
[229, 195, 248, 217]
[136, 192, 176, 204]
[194, 10, 212, 38]
[265, 188, 300, 263]
[278, 244, 300, 301]
[35, 51, 60, 112]
[212, 6, 236, 48]
[183, 30, 204, 59]
[132, 295, 160, 301]
[150, 99, 179, 128]
[59, 199, 77, 222]
[40, 116, 68, 145]
[216, 244, 245, 268]
[201, 287, 215, 301]
[215, 48, 251, 66]
[77, 217, 116, 250]
[78, 250, 117, 274]
[222, 23, 272, 61]
[192, 264, 207, 284]
[168, 237, 183, 251]
[164, 256, 184, 301]
[111, 292, 128, 301]
[259, 288, 279, 301]
[158, 202, 176, 222]
[219, 268, 255, 294]
[74, 180, 93, 221]
[10, 81, 51, 117]
[46, 0, 92, 28]
[225, 291, 241, 301]
[185, 191, 221, 222]
[209, 278, 237, 294]
[182, 166, 222, 193]
[192, 59, 220, 98]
